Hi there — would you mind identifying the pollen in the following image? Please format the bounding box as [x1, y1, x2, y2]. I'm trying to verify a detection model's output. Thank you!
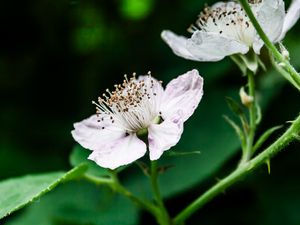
[92, 72, 161, 133]
[188, 1, 258, 47]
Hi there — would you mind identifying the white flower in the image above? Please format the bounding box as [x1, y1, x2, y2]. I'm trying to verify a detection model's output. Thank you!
[279, 0, 300, 40]
[71, 70, 203, 169]
[161, 0, 300, 62]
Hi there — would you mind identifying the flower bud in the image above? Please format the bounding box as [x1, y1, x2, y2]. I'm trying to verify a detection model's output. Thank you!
[239, 87, 253, 107]
[279, 42, 290, 60]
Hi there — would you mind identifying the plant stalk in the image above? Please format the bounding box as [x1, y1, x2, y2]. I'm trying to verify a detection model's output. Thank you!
[150, 160, 171, 225]
[109, 171, 157, 215]
[173, 114, 300, 225]
[240, 70, 256, 164]
[238, 0, 300, 90]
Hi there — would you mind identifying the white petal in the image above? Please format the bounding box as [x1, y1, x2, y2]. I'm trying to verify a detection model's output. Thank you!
[186, 31, 249, 61]
[88, 134, 147, 170]
[160, 69, 203, 123]
[280, 0, 300, 40]
[254, 0, 285, 42]
[148, 119, 183, 160]
[71, 115, 125, 151]
[211, 1, 236, 9]
[252, 36, 264, 54]
[161, 30, 199, 61]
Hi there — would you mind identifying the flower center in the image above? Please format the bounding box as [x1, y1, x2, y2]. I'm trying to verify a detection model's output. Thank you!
[93, 72, 161, 133]
[188, 1, 258, 47]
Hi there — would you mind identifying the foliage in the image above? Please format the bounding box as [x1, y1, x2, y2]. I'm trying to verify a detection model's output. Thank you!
[0, 0, 299, 224]
[0, 165, 86, 220]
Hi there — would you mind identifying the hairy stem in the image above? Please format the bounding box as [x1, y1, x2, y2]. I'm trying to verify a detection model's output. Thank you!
[173, 114, 300, 225]
[238, 0, 300, 90]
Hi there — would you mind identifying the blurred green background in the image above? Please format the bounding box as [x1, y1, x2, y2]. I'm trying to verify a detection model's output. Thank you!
[0, 0, 300, 224]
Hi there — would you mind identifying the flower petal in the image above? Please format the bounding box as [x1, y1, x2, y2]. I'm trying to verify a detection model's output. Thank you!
[161, 30, 199, 61]
[254, 0, 285, 43]
[252, 36, 264, 54]
[71, 115, 125, 151]
[186, 31, 249, 61]
[148, 119, 183, 160]
[88, 133, 147, 170]
[280, 0, 300, 40]
[160, 69, 203, 123]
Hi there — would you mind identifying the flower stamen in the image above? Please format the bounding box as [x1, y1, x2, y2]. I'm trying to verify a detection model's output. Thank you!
[93, 73, 161, 133]
[188, 2, 257, 47]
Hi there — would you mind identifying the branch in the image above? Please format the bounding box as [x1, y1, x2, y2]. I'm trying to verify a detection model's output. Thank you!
[173, 114, 300, 225]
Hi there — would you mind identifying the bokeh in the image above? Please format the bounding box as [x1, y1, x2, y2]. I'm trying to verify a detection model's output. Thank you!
[1, 0, 300, 224]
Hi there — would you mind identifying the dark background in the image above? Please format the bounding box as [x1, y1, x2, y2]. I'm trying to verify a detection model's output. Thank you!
[1, 0, 300, 224]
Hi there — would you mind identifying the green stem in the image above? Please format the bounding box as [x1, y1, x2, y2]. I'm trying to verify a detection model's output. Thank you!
[240, 70, 256, 164]
[173, 114, 300, 225]
[238, 0, 300, 90]
[269, 52, 300, 91]
[83, 174, 113, 185]
[84, 171, 157, 216]
[109, 171, 157, 215]
[150, 161, 171, 225]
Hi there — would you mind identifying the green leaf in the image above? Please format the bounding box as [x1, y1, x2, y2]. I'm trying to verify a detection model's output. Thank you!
[225, 97, 245, 116]
[257, 56, 266, 71]
[239, 51, 259, 74]
[70, 145, 109, 177]
[253, 125, 283, 153]
[255, 102, 262, 125]
[223, 115, 246, 150]
[230, 51, 261, 75]
[166, 150, 201, 157]
[230, 55, 248, 75]
[0, 165, 87, 220]
[5, 181, 138, 225]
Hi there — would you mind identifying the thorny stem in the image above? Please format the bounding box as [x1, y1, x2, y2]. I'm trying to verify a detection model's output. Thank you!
[173, 114, 300, 225]
[240, 70, 256, 165]
[238, 0, 300, 90]
[150, 161, 171, 225]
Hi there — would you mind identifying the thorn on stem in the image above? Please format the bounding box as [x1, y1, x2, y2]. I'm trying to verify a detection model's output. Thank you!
[278, 62, 286, 68]
[292, 133, 300, 141]
[265, 159, 271, 175]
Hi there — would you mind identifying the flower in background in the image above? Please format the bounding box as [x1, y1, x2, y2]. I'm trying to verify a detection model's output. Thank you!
[279, 0, 300, 40]
[161, 0, 300, 62]
[72, 70, 203, 169]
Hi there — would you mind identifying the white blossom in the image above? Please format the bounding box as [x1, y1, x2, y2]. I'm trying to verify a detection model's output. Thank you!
[161, 0, 300, 62]
[72, 70, 203, 169]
